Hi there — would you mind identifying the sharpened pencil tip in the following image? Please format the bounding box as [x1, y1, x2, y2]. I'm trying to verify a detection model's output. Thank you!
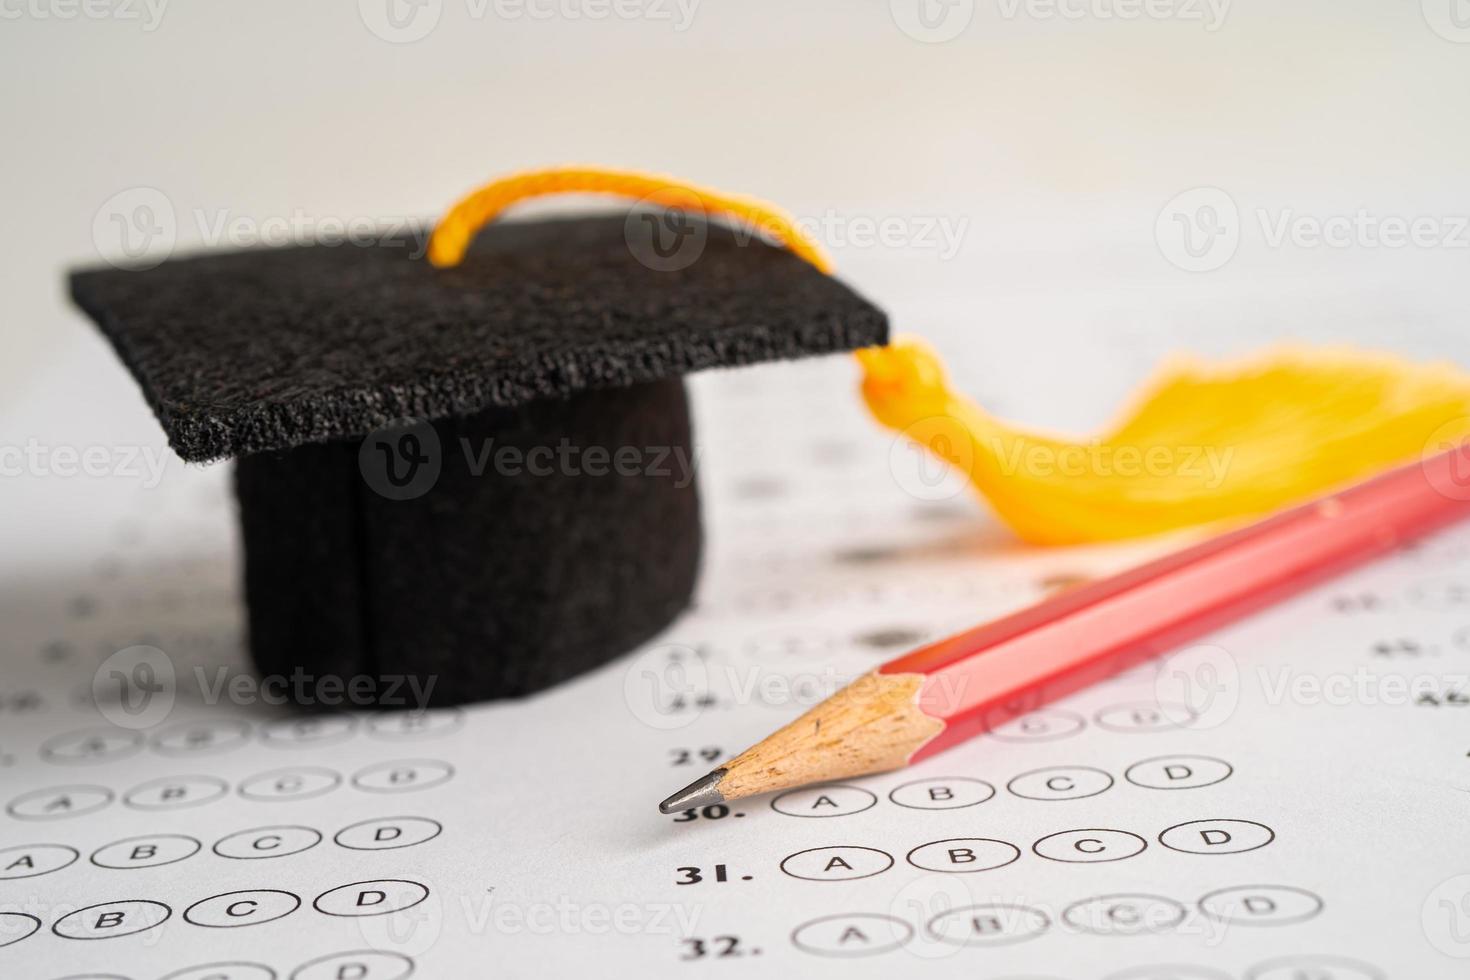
[659, 768, 728, 814]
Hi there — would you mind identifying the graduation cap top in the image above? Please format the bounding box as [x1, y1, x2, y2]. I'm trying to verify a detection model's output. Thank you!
[70, 168, 888, 708]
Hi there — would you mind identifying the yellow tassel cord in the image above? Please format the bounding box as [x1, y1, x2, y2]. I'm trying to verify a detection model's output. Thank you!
[429, 167, 1470, 545]
[861, 338, 1470, 544]
[427, 166, 832, 272]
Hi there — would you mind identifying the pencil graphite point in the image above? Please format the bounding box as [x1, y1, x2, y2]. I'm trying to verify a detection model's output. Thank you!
[658, 768, 727, 814]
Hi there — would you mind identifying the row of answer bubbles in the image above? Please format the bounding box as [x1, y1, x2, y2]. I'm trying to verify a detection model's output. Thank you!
[790, 884, 1330, 955]
[0, 879, 431, 947]
[779, 819, 1275, 880]
[38, 710, 464, 764]
[5, 759, 453, 820]
[980, 703, 1204, 742]
[769, 755, 1232, 817]
[139, 951, 417, 980]
[0, 814, 441, 880]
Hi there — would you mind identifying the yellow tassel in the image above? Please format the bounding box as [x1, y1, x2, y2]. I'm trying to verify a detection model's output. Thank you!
[862, 337, 1470, 544]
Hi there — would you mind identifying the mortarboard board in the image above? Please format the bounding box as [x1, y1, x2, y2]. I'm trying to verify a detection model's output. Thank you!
[69, 170, 888, 708]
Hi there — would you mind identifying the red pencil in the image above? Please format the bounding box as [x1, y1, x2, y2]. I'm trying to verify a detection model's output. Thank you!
[659, 446, 1470, 813]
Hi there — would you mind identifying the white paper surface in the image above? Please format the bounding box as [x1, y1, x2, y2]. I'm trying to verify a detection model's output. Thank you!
[2, 340, 1469, 980]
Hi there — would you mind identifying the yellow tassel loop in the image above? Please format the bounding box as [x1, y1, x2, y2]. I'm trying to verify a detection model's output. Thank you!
[427, 166, 832, 272]
[430, 166, 1470, 545]
[862, 337, 1470, 545]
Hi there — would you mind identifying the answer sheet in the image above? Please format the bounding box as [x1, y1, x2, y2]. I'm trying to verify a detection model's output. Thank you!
[2, 338, 1468, 980]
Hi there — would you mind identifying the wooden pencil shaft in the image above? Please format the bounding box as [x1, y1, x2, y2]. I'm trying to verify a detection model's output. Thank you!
[705, 448, 1470, 802]
[894, 448, 1470, 759]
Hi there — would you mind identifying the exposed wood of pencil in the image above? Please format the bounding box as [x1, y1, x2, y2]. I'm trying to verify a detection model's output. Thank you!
[715, 670, 946, 802]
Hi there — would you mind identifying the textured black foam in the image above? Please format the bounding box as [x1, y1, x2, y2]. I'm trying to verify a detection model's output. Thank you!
[70, 216, 888, 462]
[235, 379, 700, 706]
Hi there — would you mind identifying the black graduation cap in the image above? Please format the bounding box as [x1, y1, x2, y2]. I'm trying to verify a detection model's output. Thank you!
[70, 214, 887, 708]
